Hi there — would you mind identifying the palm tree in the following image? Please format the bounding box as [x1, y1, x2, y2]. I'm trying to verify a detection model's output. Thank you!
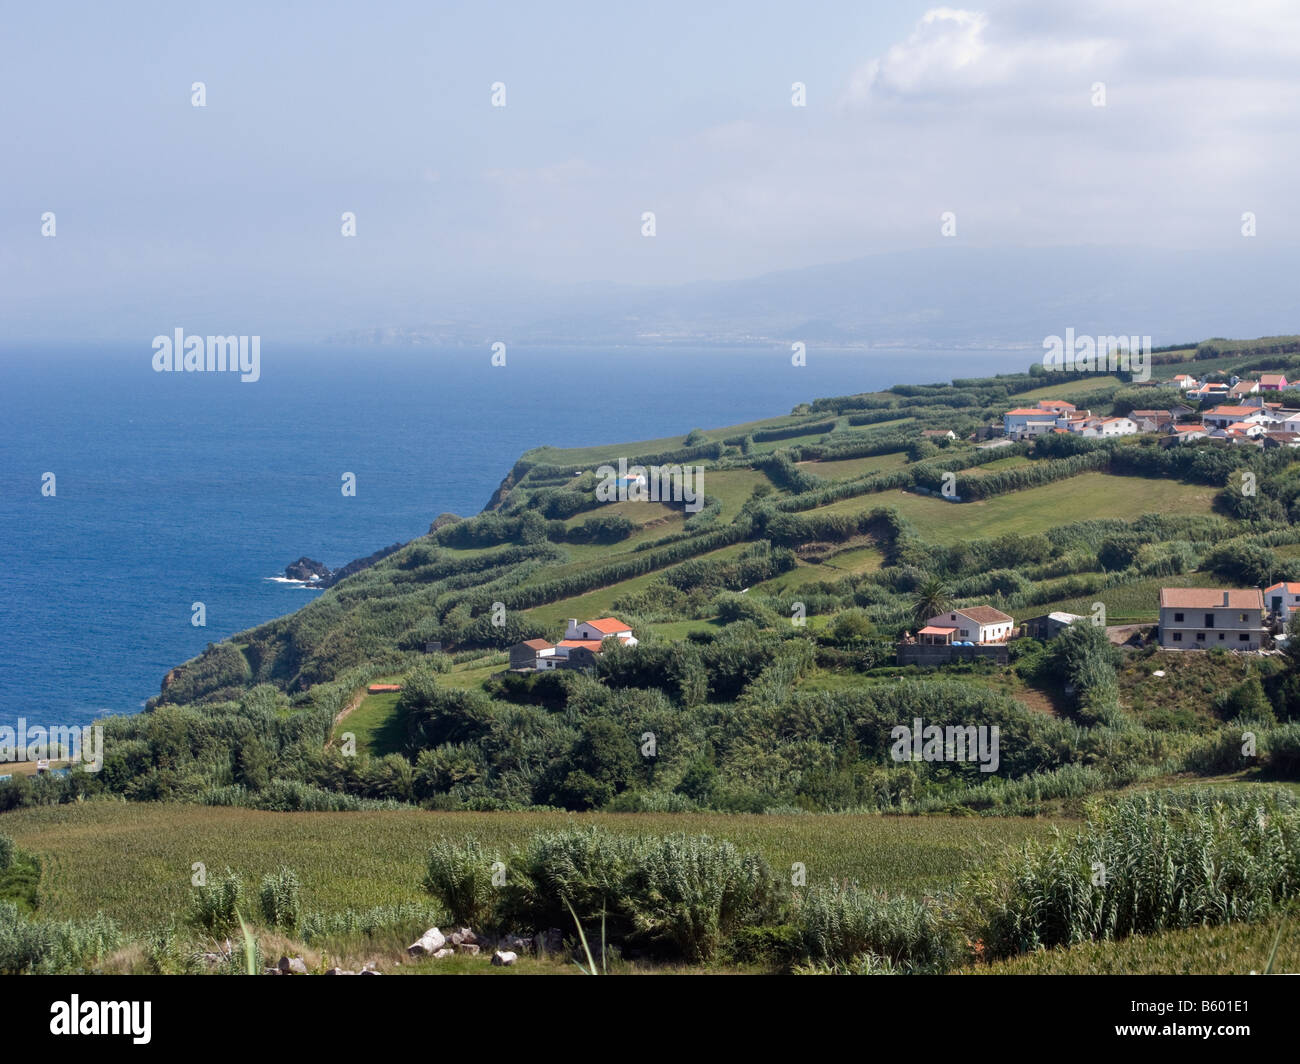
[912, 577, 951, 628]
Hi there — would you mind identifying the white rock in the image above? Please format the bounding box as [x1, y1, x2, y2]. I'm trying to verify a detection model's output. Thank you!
[491, 950, 518, 967]
[407, 927, 447, 956]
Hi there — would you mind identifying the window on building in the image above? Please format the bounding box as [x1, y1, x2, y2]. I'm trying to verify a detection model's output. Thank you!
[1174, 612, 1184, 622]
[1196, 633, 1205, 641]
[1173, 632, 1182, 642]
[1239, 633, 1250, 642]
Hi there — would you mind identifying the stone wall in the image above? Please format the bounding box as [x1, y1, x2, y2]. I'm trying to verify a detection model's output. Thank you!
[896, 643, 1009, 667]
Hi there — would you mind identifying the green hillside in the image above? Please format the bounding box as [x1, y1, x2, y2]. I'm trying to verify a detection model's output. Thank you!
[6, 334, 1300, 976]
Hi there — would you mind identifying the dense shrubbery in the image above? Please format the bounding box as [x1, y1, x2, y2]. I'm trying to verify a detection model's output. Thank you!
[971, 788, 1300, 957]
[0, 901, 120, 974]
[425, 826, 782, 962]
[797, 883, 957, 973]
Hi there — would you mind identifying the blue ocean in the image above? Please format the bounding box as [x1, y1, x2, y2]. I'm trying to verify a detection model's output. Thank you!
[0, 343, 1030, 731]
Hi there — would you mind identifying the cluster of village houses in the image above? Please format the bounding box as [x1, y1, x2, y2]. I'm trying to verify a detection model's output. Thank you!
[509, 373, 1300, 673]
[999, 372, 1300, 447]
[512, 586, 1300, 674]
[902, 582, 1297, 659]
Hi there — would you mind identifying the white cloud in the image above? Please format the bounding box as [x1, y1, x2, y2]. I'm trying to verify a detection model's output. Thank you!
[845, 6, 1111, 102]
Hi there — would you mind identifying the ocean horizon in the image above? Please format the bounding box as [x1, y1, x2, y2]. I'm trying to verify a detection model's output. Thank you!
[0, 342, 1034, 731]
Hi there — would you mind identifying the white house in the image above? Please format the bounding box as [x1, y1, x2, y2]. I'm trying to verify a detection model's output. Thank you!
[564, 617, 637, 644]
[511, 617, 638, 672]
[1201, 405, 1271, 430]
[1158, 588, 1266, 650]
[1095, 416, 1137, 437]
[1265, 582, 1300, 623]
[1170, 374, 1199, 390]
[1073, 416, 1136, 438]
[1003, 408, 1058, 438]
[923, 605, 1015, 644]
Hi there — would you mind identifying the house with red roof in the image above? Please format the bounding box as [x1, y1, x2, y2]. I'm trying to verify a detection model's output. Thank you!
[1260, 373, 1289, 391]
[509, 617, 639, 672]
[1159, 423, 1208, 448]
[565, 617, 637, 643]
[1265, 582, 1300, 623]
[1129, 409, 1173, 432]
[509, 638, 560, 671]
[1201, 405, 1271, 430]
[1190, 381, 1230, 401]
[1158, 588, 1266, 649]
[922, 605, 1015, 645]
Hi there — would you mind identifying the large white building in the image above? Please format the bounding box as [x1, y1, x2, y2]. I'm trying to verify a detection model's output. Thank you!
[1158, 588, 1266, 650]
[1201, 405, 1271, 430]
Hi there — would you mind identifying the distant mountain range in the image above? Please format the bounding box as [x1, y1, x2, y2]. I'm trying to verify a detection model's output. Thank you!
[325, 245, 1300, 351]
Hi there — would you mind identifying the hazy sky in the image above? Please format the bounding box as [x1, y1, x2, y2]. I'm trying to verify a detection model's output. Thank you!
[3, 0, 1298, 338]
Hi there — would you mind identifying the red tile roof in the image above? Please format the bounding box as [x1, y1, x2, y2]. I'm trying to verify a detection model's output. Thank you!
[932, 605, 1014, 625]
[585, 617, 631, 634]
[957, 605, 1015, 624]
[1159, 588, 1263, 609]
[558, 639, 606, 651]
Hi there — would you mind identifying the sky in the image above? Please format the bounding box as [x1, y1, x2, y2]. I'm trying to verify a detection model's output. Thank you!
[2, 0, 1299, 340]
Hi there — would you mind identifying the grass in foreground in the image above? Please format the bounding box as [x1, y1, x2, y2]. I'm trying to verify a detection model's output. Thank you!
[0, 803, 1068, 933]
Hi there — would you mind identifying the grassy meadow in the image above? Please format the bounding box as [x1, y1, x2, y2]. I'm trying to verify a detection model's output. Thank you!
[1, 802, 1069, 933]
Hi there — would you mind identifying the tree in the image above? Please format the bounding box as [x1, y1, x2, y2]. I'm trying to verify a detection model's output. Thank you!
[1216, 676, 1275, 725]
[831, 608, 876, 645]
[1049, 621, 1121, 717]
[552, 719, 639, 810]
[1098, 534, 1142, 573]
[911, 577, 951, 628]
[1205, 542, 1278, 587]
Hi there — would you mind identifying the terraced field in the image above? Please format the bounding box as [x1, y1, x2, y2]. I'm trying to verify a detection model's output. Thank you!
[812, 472, 1219, 543]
